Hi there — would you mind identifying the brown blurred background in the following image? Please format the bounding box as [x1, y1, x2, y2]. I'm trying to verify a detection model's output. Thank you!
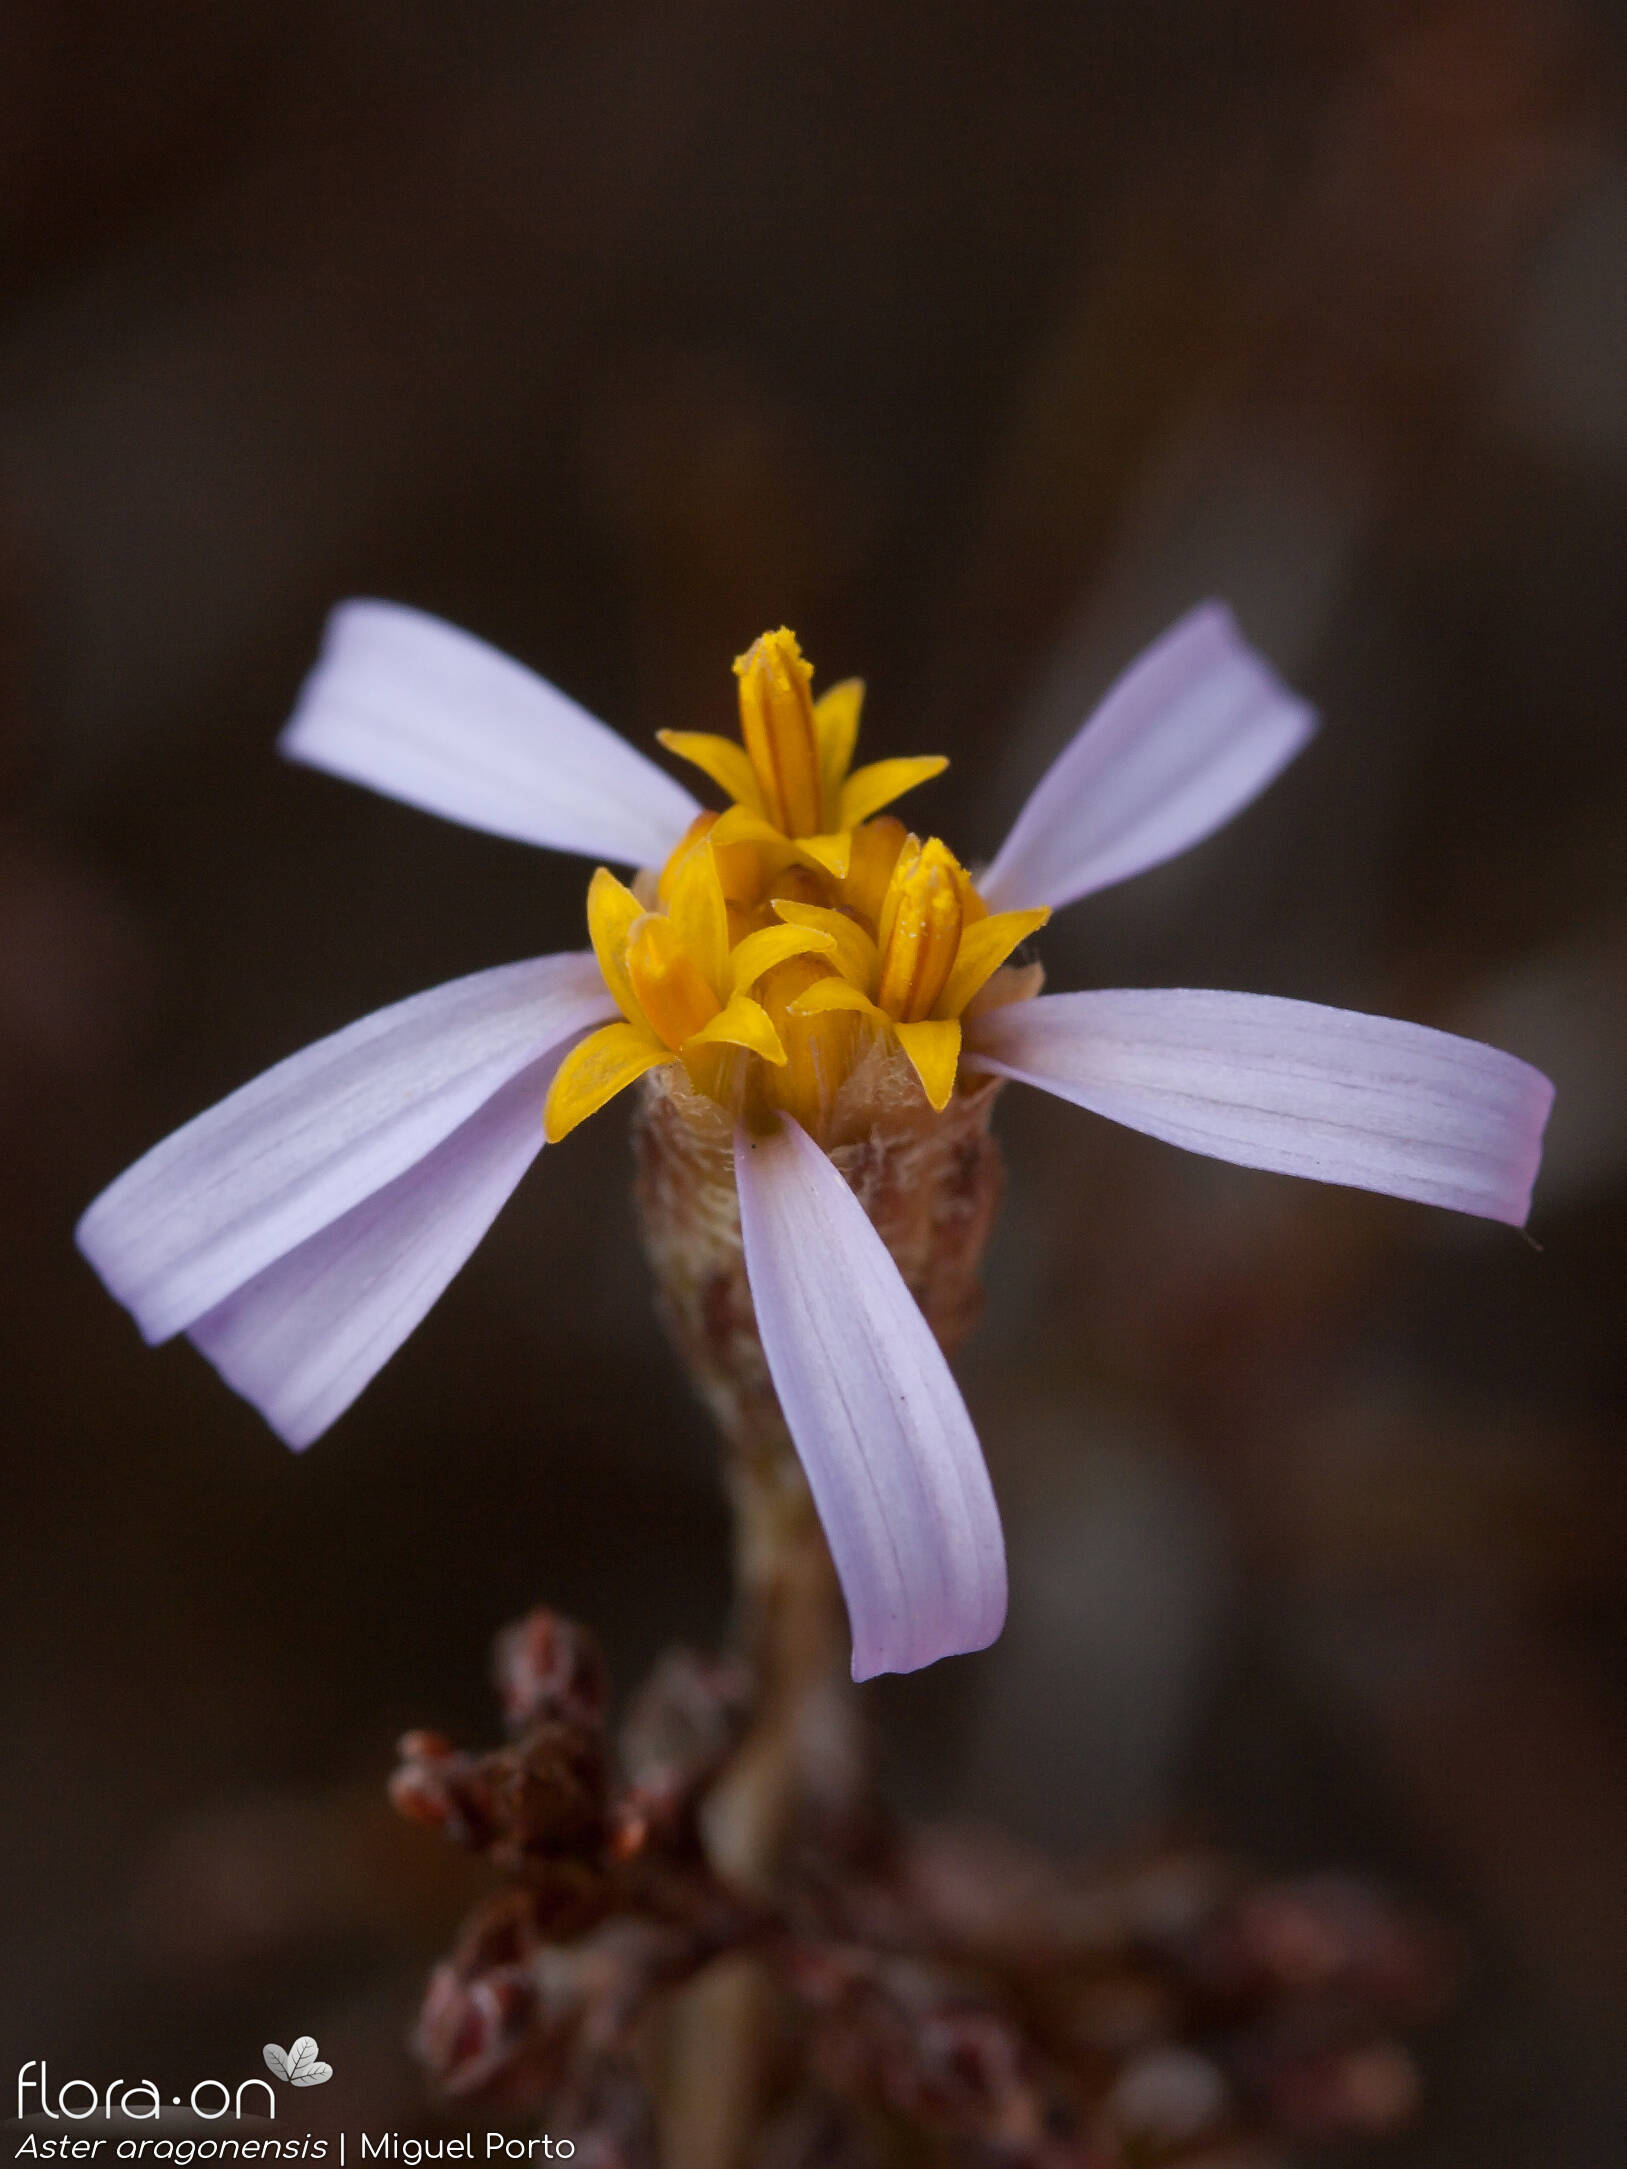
[3, 0, 1626, 2159]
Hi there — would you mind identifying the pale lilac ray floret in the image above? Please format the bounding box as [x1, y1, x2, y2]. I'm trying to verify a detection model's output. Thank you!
[76, 599, 1554, 1682]
[735, 1116, 1007, 1679]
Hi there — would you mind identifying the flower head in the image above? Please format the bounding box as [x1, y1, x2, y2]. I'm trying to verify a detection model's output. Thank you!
[76, 600, 1554, 1680]
[545, 632, 1047, 1144]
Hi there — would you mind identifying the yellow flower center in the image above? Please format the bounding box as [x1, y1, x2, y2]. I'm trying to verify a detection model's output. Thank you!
[543, 630, 1049, 1145]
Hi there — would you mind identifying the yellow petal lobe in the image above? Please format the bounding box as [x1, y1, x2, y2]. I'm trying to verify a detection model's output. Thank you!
[544, 1021, 670, 1142]
[893, 1018, 962, 1112]
[794, 831, 853, 881]
[627, 914, 721, 1052]
[710, 802, 853, 883]
[728, 922, 837, 994]
[710, 803, 782, 851]
[586, 868, 646, 1027]
[815, 676, 864, 820]
[838, 816, 907, 926]
[934, 906, 1050, 1020]
[770, 901, 880, 992]
[656, 731, 764, 816]
[665, 839, 730, 996]
[789, 975, 885, 1022]
[686, 991, 787, 1065]
[837, 754, 948, 831]
[656, 812, 713, 904]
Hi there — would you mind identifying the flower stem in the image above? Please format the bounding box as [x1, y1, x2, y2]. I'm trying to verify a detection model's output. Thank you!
[659, 1445, 849, 2169]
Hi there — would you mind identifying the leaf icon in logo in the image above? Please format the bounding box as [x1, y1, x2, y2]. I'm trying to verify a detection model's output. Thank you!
[263, 2038, 333, 2087]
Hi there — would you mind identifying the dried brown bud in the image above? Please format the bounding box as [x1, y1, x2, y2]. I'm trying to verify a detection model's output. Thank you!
[494, 1722, 608, 1858]
[390, 1735, 503, 1849]
[389, 1719, 608, 1871]
[494, 1610, 611, 1735]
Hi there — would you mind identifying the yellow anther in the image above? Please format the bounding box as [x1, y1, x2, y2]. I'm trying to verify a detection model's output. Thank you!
[875, 837, 964, 1022]
[734, 628, 824, 838]
[626, 913, 721, 1052]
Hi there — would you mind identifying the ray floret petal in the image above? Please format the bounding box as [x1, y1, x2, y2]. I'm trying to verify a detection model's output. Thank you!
[733, 1116, 1007, 1681]
[187, 1048, 581, 1450]
[979, 601, 1318, 914]
[281, 600, 701, 868]
[964, 988, 1554, 1226]
[76, 951, 614, 1349]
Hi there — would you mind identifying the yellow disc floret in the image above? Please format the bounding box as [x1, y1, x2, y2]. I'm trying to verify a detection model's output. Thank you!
[875, 837, 966, 1021]
[544, 629, 1048, 1144]
[780, 830, 1046, 1114]
[734, 627, 824, 839]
